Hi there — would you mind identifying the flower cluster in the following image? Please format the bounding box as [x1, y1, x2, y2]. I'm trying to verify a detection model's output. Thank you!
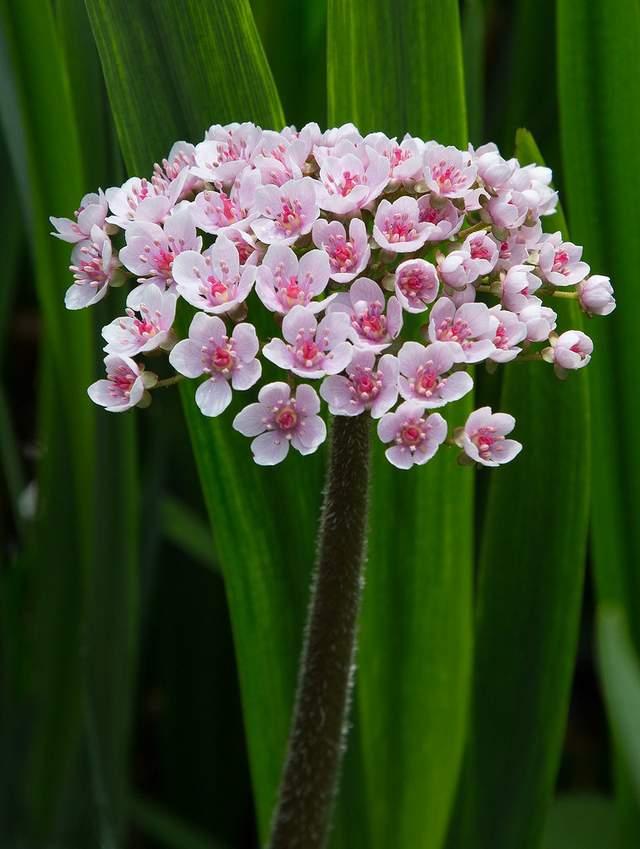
[51, 123, 614, 469]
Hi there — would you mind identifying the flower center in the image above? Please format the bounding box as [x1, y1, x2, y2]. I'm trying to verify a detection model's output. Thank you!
[275, 405, 298, 431]
[494, 323, 509, 349]
[411, 363, 444, 397]
[400, 423, 423, 446]
[552, 249, 570, 273]
[110, 367, 136, 396]
[276, 200, 303, 235]
[350, 367, 382, 402]
[431, 160, 464, 192]
[354, 302, 387, 341]
[384, 213, 417, 243]
[470, 240, 491, 261]
[398, 270, 428, 298]
[436, 318, 472, 346]
[294, 337, 322, 368]
[328, 236, 356, 271]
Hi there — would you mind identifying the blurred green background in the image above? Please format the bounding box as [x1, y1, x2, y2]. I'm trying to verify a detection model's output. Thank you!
[1, 1, 639, 848]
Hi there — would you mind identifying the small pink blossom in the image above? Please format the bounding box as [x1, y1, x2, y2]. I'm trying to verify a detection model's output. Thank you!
[315, 143, 389, 214]
[251, 177, 320, 245]
[102, 286, 177, 356]
[88, 355, 156, 412]
[471, 143, 518, 191]
[427, 298, 495, 363]
[328, 278, 403, 351]
[398, 341, 473, 407]
[486, 189, 530, 230]
[255, 244, 331, 314]
[262, 305, 352, 378]
[193, 122, 262, 184]
[119, 208, 201, 293]
[190, 167, 261, 234]
[311, 218, 370, 283]
[462, 230, 499, 276]
[66, 226, 123, 310]
[518, 299, 558, 342]
[250, 130, 307, 186]
[364, 132, 425, 182]
[373, 196, 432, 253]
[152, 141, 199, 198]
[233, 382, 326, 465]
[393, 259, 439, 313]
[169, 313, 261, 416]
[501, 264, 542, 312]
[105, 175, 185, 229]
[484, 306, 527, 363]
[537, 232, 590, 286]
[578, 275, 616, 316]
[320, 350, 398, 418]
[416, 194, 463, 240]
[423, 142, 477, 199]
[437, 248, 478, 290]
[51, 190, 109, 243]
[543, 330, 593, 376]
[172, 235, 256, 314]
[455, 406, 522, 467]
[377, 403, 447, 469]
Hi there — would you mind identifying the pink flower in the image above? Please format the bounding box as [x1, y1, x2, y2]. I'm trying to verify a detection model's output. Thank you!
[518, 299, 557, 342]
[320, 350, 398, 418]
[233, 382, 326, 465]
[501, 264, 542, 312]
[251, 177, 320, 245]
[537, 232, 589, 286]
[578, 275, 616, 316]
[311, 218, 370, 283]
[51, 190, 109, 243]
[193, 122, 262, 184]
[377, 403, 447, 469]
[471, 143, 517, 191]
[437, 248, 479, 290]
[315, 144, 389, 214]
[190, 167, 261, 234]
[169, 313, 261, 416]
[427, 298, 495, 363]
[65, 226, 123, 310]
[393, 259, 439, 313]
[102, 286, 176, 356]
[416, 194, 463, 240]
[486, 190, 530, 229]
[119, 208, 201, 293]
[263, 305, 352, 378]
[373, 196, 431, 253]
[255, 244, 331, 314]
[88, 355, 156, 412]
[485, 306, 527, 363]
[455, 406, 522, 466]
[543, 330, 593, 376]
[105, 175, 185, 229]
[152, 141, 198, 198]
[250, 129, 308, 185]
[328, 278, 403, 351]
[462, 230, 499, 276]
[172, 234, 256, 314]
[364, 132, 425, 182]
[423, 142, 477, 199]
[398, 341, 473, 407]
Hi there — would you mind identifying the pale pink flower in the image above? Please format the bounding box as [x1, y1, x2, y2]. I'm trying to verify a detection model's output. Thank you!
[363, 132, 425, 182]
[494, 232, 530, 271]
[537, 232, 590, 286]
[511, 164, 558, 217]
[484, 306, 527, 363]
[471, 143, 518, 191]
[373, 196, 431, 253]
[416, 194, 463, 240]
[393, 259, 439, 313]
[233, 382, 326, 465]
[398, 341, 473, 407]
[172, 234, 256, 314]
[311, 218, 370, 283]
[462, 230, 499, 276]
[250, 130, 307, 186]
[578, 275, 616, 316]
[193, 122, 262, 184]
[543, 330, 593, 376]
[320, 350, 398, 418]
[152, 141, 199, 198]
[119, 208, 201, 293]
[190, 167, 261, 234]
[518, 299, 558, 342]
[169, 313, 261, 416]
[262, 305, 352, 378]
[423, 142, 477, 199]
[427, 298, 495, 363]
[255, 244, 331, 314]
[105, 175, 185, 229]
[316, 144, 389, 214]
[225, 227, 263, 267]
[455, 406, 522, 466]
[377, 403, 447, 469]
[102, 286, 177, 356]
[486, 189, 530, 229]
[251, 177, 319, 245]
[501, 264, 542, 312]
[65, 226, 123, 310]
[328, 278, 403, 351]
[51, 190, 109, 243]
[437, 248, 479, 289]
[88, 355, 156, 412]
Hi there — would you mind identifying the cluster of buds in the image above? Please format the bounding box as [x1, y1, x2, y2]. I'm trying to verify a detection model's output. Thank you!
[51, 123, 614, 469]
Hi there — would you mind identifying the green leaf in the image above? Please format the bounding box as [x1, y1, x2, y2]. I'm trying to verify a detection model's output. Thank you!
[161, 496, 217, 571]
[85, 1, 323, 840]
[557, 3, 640, 841]
[461, 0, 486, 144]
[449, 129, 590, 849]
[327, 4, 472, 849]
[544, 794, 616, 849]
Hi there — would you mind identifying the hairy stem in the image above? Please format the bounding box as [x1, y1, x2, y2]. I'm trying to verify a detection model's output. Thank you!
[266, 414, 371, 849]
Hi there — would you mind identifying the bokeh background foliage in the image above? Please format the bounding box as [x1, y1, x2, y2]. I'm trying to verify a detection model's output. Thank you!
[0, 1, 638, 849]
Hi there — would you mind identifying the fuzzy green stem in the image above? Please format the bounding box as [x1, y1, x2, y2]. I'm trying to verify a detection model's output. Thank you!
[266, 414, 371, 849]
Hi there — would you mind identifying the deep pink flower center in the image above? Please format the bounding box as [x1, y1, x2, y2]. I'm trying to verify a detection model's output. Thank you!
[384, 213, 418, 243]
[295, 338, 322, 367]
[354, 303, 387, 341]
[351, 368, 382, 402]
[276, 200, 303, 235]
[552, 249, 570, 272]
[472, 426, 502, 459]
[70, 243, 110, 288]
[470, 241, 491, 261]
[201, 337, 236, 374]
[110, 367, 136, 395]
[133, 317, 157, 337]
[275, 405, 298, 430]
[494, 323, 509, 349]
[399, 270, 429, 298]
[401, 423, 423, 445]
[431, 160, 465, 192]
[437, 318, 473, 346]
[328, 237, 356, 271]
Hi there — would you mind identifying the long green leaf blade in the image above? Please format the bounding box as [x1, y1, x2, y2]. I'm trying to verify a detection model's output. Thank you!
[327, 4, 472, 849]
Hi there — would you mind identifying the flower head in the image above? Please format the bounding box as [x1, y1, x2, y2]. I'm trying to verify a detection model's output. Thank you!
[328, 278, 402, 351]
[320, 350, 398, 419]
[455, 407, 522, 466]
[88, 355, 156, 412]
[377, 403, 447, 469]
[172, 234, 255, 314]
[398, 341, 473, 407]
[262, 305, 352, 378]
